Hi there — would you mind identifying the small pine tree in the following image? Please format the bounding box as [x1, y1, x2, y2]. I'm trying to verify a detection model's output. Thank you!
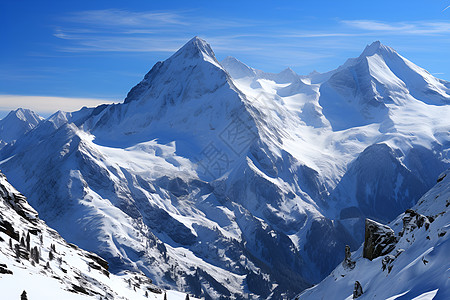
[40, 234, 43, 245]
[145, 290, 148, 298]
[185, 294, 190, 300]
[49, 250, 54, 261]
[9, 238, 12, 249]
[26, 232, 30, 252]
[15, 244, 20, 259]
[164, 292, 167, 300]
[21, 290, 28, 300]
[33, 246, 39, 264]
[20, 236, 25, 247]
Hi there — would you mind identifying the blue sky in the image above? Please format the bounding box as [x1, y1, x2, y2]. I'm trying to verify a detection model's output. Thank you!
[1, 0, 450, 117]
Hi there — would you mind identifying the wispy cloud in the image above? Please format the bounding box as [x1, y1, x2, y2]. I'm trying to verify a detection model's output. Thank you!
[342, 20, 450, 35]
[443, 5, 450, 12]
[65, 9, 188, 27]
[0, 95, 116, 116]
[49, 9, 450, 75]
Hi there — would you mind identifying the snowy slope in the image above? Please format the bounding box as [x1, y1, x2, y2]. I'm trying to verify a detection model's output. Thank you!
[0, 38, 449, 299]
[297, 169, 450, 300]
[0, 108, 43, 149]
[0, 171, 197, 300]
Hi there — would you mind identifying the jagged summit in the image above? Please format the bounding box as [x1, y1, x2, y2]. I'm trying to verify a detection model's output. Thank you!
[175, 36, 217, 61]
[4, 108, 42, 126]
[0, 108, 42, 145]
[359, 40, 394, 57]
[123, 36, 226, 105]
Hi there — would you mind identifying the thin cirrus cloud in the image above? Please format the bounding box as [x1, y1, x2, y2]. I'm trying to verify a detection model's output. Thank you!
[64, 9, 188, 27]
[0, 95, 116, 117]
[50, 9, 450, 72]
[342, 20, 450, 35]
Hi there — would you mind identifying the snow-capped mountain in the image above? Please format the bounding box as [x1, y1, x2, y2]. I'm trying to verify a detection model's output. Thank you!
[0, 108, 43, 149]
[298, 169, 450, 299]
[0, 37, 449, 298]
[0, 171, 196, 300]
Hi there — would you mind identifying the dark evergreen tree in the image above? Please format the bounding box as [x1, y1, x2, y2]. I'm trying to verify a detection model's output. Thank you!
[164, 292, 167, 300]
[33, 246, 39, 264]
[15, 244, 20, 259]
[20, 236, 25, 247]
[49, 250, 54, 261]
[185, 294, 190, 300]
[9, 238, 12, 249]
[145, 290, 148, 298]
[20, 290, 28, 300]
[26, 232, 30, 252]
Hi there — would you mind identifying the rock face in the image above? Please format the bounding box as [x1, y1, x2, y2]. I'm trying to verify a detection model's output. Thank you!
[297, 169, 450, 300]
[0, 171, 176, 299]
[353, 281, 363, 298]
[363, 219, 397, 260]
[400, 209, 432, 236]
[342, 245, 356, 270]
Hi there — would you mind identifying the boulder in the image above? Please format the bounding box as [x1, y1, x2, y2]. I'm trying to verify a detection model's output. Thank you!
[363, 219, 397, 260]
[353, 281, 363, 298]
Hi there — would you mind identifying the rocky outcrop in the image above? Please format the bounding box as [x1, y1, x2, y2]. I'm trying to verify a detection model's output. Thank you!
[342, 245, 356, 270]
[363, 219, 397, 260]
[353, 281, 363, 298]
[399, 209, 432, 236]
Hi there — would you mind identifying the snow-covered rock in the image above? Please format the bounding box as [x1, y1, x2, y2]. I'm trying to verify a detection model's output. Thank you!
[0, 108, 43, 148]
[297, 169, 450, 299]
[0, 171, 197, 300]
[362, 219, 397, 260]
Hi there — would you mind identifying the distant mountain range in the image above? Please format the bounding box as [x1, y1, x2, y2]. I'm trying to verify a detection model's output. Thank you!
[0, 37, 448, 299]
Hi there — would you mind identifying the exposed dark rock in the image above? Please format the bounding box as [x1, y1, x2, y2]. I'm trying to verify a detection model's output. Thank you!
[381, 255, 395, 273]
[363, 219, 397, 260]
[246, 271, 271, 298]
[0, 218, 19, 240]
[353, 281, 363, 298]
[146, 284, 163, 294]
[0, 263, 13, 274]
[342, 245, 356, 270]
[85, 253, 109, 271]
[399, 209, 431, 237]
[437, 173, 446, 182]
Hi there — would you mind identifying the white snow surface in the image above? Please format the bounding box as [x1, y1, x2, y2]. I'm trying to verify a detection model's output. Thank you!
[0, 38, 449, 298]
[0, 171, 198, 300]
[297, 169, 450, 299]
[0, 108, 43, 147]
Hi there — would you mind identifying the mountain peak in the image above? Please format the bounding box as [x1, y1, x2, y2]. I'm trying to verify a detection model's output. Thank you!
[360, 40, 395, 58]
[221, 56, 257, 79]
[0, 108, 42, 145]
[174, 36, 216, 61]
